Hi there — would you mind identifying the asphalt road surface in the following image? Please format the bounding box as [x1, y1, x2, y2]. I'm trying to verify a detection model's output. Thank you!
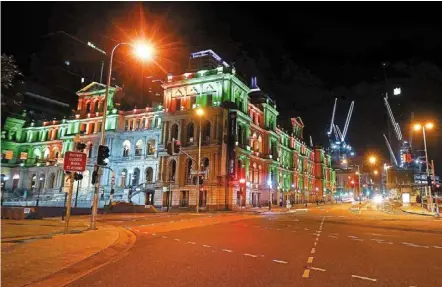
[69, 203, 442, 287]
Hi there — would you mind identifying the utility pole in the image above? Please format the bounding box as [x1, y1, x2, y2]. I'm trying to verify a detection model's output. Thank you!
[74, 179, 81, 207]
[64, 172, 75, 234]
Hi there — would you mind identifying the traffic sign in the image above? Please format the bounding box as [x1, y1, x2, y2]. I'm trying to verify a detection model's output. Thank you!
[63, 151, 87, 172]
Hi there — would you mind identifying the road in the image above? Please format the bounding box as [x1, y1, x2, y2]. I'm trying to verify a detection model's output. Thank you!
[69, 203, 442, 287]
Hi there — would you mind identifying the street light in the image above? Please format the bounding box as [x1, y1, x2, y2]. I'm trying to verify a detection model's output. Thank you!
[195, 108, 204, 213]
[369, 156, 377, 165]
[373, 170, 379, 175]
[413, 122, 434, 212]
[90, 40, 155, 230]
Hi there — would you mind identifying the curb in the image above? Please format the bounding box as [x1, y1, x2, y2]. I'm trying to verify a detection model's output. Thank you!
[27, 226, 137, 287]
[400, 208, 436, 217]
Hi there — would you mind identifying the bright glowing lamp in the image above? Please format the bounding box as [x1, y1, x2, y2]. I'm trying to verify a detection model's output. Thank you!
[369, 156, 376, 164]
[133, 42, 154, 60]
[413, 124, 422, 131]
[196, 108, 204, 116]
[425, 122, 434, 130]
[374, 195, 383, 204]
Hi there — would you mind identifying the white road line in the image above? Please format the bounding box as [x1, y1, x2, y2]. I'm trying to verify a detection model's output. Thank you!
[314, 242, 317, 246]
[307, 257, 314, 263]
[433, 246, 442, 249]
[187, 241, 196, 244]
[352, 275, 377, 282]
[152, 233, 156, 236]
[310, 267, 326, 272]
[273, 260, 288, 264]
[174, 239, 180, 241]
[400, 242, 429, 248]
[244, 253, 258, 258]
[304, 228, 310, 231]
[351, 238, 364, 241]
[348, 236, 358, 239]
[328, 236, 338, 239]
[161, 236, 168, 238]
[277, 229, 282, 231]
[202, 245, 211, 248]
[311, 248, 316, 254]
[222, 249, 233, 253]
[315, 238, 319, 241]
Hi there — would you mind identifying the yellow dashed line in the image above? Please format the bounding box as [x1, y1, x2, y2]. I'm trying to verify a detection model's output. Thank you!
[302, 269, 310, 278]
[307, 257, 314, 263]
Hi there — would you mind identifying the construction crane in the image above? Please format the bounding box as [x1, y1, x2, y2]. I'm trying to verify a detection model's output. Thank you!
[327, 98, 337, 136]
[383, 134, 399, 166]
[384, 96, 402, 142]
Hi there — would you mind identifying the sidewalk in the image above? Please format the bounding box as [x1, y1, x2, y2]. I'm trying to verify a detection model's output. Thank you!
[400, 205, 437, 217]
[1, 217, 129, 287]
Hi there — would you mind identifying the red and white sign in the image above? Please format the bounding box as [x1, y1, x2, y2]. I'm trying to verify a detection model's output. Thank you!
[63, 152, 87, 172]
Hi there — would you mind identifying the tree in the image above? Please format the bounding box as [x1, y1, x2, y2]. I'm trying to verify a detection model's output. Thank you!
[1, 54, 22, 89]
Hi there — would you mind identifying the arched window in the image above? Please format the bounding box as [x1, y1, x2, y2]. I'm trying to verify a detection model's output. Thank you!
[135, 139, 143, 156]
[145, 167, 154, 183]
[44, 148, 50, 160]
[202, 121, 211, 143]
[30, 174, 37, 189]
[169, 160, 177, 182]
[201, 158, 209, 172]
[185, 159, 193, 181]
[120, 169, 127, 187]
[171, 124, 179, 141]
[33, 149, 41, 162]
[187, 122, 195, 143]
[147, 139, 156, 155]
[86, 102, 91, 113]
[48, 173, 56, 188]
[39, 174, 45, 189]
[94, 101, 99, 113]
[12, 174, 19, 189]
[53, 148, 60, 159]
[132, 168, 140, 186]
[122, 140, 131, 157]
[237, 159, 245, 179]
[238, 125, 243, 145]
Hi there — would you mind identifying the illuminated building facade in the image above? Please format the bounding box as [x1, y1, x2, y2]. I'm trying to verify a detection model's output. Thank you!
[1, 51, 336, 210]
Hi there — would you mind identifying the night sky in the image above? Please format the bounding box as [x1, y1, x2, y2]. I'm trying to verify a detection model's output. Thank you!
[2, 2, 442, 167]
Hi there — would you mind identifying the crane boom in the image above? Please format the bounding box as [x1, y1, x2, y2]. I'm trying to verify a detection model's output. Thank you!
[383, 134, 398, 166]
[384, 97, 403, 141]
[342, 101, 354, 141]
[335, 125, 344, 142]
[327, 98, 337, 135]
[333, 125, 339, 141]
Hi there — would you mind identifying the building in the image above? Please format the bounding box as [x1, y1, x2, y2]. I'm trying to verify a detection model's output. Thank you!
[1, 50, 336, 210]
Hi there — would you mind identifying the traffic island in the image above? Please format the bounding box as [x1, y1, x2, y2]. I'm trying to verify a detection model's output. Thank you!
[1, 219, 135, 287]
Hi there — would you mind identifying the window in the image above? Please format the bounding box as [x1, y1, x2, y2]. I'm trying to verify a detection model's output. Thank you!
[201, 158, 209, 174]
[147, 139, 156, 155]
[176, 98, 182, 111]
[88, 144, 93, 158]
[169, 160, 177, 181]
[86, 102, 91, 113]
[44, 149, 50, 160]
[94, 101, 99, 113]
[12, 174, 19, 189]
[180, 190, 189, 207]
[120, 170, 127, 187]
[171, 124, 179, 141]
[48, 173, 56, 188]
[30, 174, 37, 189]
[145, 167, 154, 183]
[187, 122, 194, 143]
[207, 94, 213, 106]
[80, 123, 86, 133]
[125, 120, 130, 131]
[123, 140, 131, 157]
[132, 168, 140, 186]
[135, 139, 143, 156]
[190, 96, 196, 109]
[202, 121, 211, 143]
[185, 159, 193, 182]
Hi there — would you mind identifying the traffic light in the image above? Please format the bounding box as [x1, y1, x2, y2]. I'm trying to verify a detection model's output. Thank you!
[97, 145, 110, 166]
[166, 142, 173, 155]
[77, 142, 86, 151]
[91, 165, 99, 184]
[174, 140, 181, 154]
[74, 173, 83, 181]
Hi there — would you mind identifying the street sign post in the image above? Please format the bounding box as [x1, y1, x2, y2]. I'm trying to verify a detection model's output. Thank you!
[63, 152, 87, 172]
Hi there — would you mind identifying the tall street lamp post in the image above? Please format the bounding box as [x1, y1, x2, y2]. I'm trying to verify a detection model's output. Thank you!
[195, 108, 204, 213]
[414, 122, 434, 212]
[90, 41, 154, 230]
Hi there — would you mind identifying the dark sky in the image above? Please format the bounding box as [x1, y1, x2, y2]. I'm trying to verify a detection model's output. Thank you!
[2, 2, 442, 168]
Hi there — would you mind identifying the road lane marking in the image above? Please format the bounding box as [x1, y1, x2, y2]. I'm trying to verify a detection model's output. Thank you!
[152, 233, 156, 236]
[348, 236, 358, 239]
[162, 236, 168, 238]
[277, 229, 282, 231]
[316, 238, 319, 241]
[174, 239, 180, 241]
[307, 257, 314, 263]
[400, 242, 429, 248]
[351, 238, 364, 241]
[203, 245, 211, 248]
[310, 267, 326, 272]
[302, 269, 310, 278]
[244, 253, 258, 258]
[432, 246, 442, 249]
[304, 228, 310, 231]
[187, 241, 196, 244]
[272, 260, 288, 264]
[352, 275, 377, 282]
[328, 236, 338, 239]
[222, 249, 233, 253]
[311, 248, 316, 254]
[314, 242, 317, 246]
